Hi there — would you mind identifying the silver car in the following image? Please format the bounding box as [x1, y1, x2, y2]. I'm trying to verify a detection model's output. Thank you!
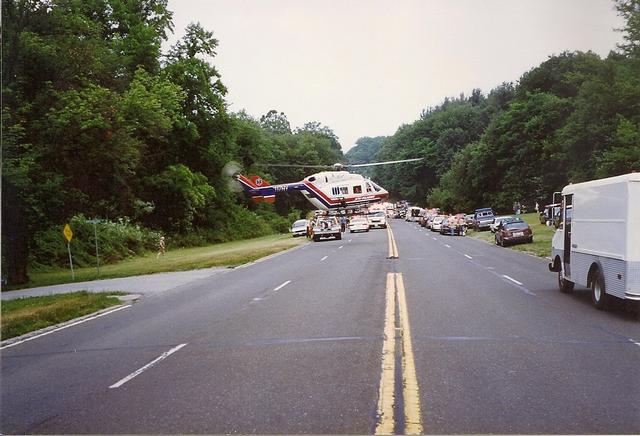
[290, 219, 309, 237]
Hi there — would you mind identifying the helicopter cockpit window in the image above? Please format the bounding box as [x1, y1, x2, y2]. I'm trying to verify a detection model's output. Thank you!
[353, 185, 362, 194]
[365, 182, 373, 193]
[370, 181, 382, 192]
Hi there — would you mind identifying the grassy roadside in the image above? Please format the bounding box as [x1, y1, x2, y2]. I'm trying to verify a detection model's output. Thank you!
[467, 213, 555, 258]
[14, 234, 306, 290]
[1, 291, 125, 340]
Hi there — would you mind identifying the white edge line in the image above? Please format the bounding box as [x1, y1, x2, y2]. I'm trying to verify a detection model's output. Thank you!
[464, 254, 473, 259]
[321, 255, 328, 261]
[502, 275, 524, 286]
[273, 280, 291, 291]
[1, 305, 131, 350]
[109, 343, 187, 389]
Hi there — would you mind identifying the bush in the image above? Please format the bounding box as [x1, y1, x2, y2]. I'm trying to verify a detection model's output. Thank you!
[30, 215, 161, 270]
[29, 205, 306, 268]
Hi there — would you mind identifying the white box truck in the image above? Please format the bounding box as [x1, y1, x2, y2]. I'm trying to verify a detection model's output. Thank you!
[549, 172, 640, 309]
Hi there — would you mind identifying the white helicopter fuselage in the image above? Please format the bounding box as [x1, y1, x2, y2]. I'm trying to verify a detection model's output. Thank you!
[299, 171, 389, 210]
[237, 170, 391, 211]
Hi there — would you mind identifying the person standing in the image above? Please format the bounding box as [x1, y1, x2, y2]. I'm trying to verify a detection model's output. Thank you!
[156, 236, 166, 258]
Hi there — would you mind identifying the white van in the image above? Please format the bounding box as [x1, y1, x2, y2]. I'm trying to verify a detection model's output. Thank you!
[549, 172, 640, 309]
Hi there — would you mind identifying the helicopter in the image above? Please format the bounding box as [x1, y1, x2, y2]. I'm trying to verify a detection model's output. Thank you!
[226, 159, 422, 211]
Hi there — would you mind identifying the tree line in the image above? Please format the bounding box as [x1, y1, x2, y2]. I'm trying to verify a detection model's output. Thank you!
[2, 0, 342, 285]
[371, 0, 639, 213]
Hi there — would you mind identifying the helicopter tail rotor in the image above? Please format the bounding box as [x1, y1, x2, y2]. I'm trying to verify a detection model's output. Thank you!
[221, 161, 243, 193]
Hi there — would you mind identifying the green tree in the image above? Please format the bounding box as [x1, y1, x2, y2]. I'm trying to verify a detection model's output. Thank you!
[260, 110, 292, 135]
[615, 0, 640, 57]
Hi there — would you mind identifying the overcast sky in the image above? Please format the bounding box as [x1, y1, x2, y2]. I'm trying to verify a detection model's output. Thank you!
[164, 0, 625, 152]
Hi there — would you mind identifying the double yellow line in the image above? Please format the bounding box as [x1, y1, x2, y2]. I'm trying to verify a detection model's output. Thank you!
[387, 225, 399, 259]
[376, 272, 423, 435]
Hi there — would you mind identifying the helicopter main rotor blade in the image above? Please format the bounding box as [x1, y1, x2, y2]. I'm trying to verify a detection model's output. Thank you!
[347, 158, 423, 168]
[256, 163, 334, 169]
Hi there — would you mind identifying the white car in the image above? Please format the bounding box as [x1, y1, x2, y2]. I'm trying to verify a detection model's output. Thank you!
[368, 211, 387, 229]
[290, 219, 309, 237]
[431, 215, 445, 232]
[349, 217, 370, 233]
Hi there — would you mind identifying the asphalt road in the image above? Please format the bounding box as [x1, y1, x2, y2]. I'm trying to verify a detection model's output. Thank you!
[2, 220, 639, 434]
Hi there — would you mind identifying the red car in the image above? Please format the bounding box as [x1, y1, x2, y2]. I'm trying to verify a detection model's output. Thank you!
[495, 220, 533, 246]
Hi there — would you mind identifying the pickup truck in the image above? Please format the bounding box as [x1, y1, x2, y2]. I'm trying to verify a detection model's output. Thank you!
[311, 217, 342, 242]
[473, 207, 495, 231]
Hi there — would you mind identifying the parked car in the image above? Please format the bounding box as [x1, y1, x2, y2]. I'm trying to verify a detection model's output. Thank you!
[431, 215, 446, 232]
[440, 217, 465, 236]
[494, 220, 533, 246]
[490, 215, 517, 233]
[290, 219, 309, 237]
[465, 214, 475, 227]
[349, 216, 370, 233]
[418, 211, 428, 227]
[368, 211, 388, 229]
[473, 207, 495, 231]
[312, 217, 342, 241]
[425, 214, 436, 229]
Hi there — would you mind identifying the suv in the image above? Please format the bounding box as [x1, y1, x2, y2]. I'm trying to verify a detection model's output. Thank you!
[473, 207, 495, 231]
[311, 217, 342, 241]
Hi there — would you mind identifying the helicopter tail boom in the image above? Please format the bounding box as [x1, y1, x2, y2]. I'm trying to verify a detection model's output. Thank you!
[235, 174, 277, 203]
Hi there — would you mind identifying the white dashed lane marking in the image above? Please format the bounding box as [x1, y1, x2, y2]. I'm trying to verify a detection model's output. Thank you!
[273, 280, 291, 291]
[502, 275, 523, 286]
[321, 255, 328, 261]
[109, 343, 187, 389]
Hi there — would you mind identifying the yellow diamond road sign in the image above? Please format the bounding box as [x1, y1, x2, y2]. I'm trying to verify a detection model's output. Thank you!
[63, 224, 73, 242]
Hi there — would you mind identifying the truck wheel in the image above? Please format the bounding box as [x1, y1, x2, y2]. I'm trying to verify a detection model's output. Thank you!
[313, 235, 319, 242]
[336, 233, 342, 240]
[591, 271, 607, 310]
[558, 270, 574, 293]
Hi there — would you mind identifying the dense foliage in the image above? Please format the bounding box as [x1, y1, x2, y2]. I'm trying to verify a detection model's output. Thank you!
[372, 0, 640, 213]
[345, 136, 387, 164]
[2, 0, 341, 284]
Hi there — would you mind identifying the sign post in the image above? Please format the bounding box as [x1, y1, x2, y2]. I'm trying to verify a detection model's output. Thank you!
[63, 224, 75, 280]
[88, 219, 101, 276]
